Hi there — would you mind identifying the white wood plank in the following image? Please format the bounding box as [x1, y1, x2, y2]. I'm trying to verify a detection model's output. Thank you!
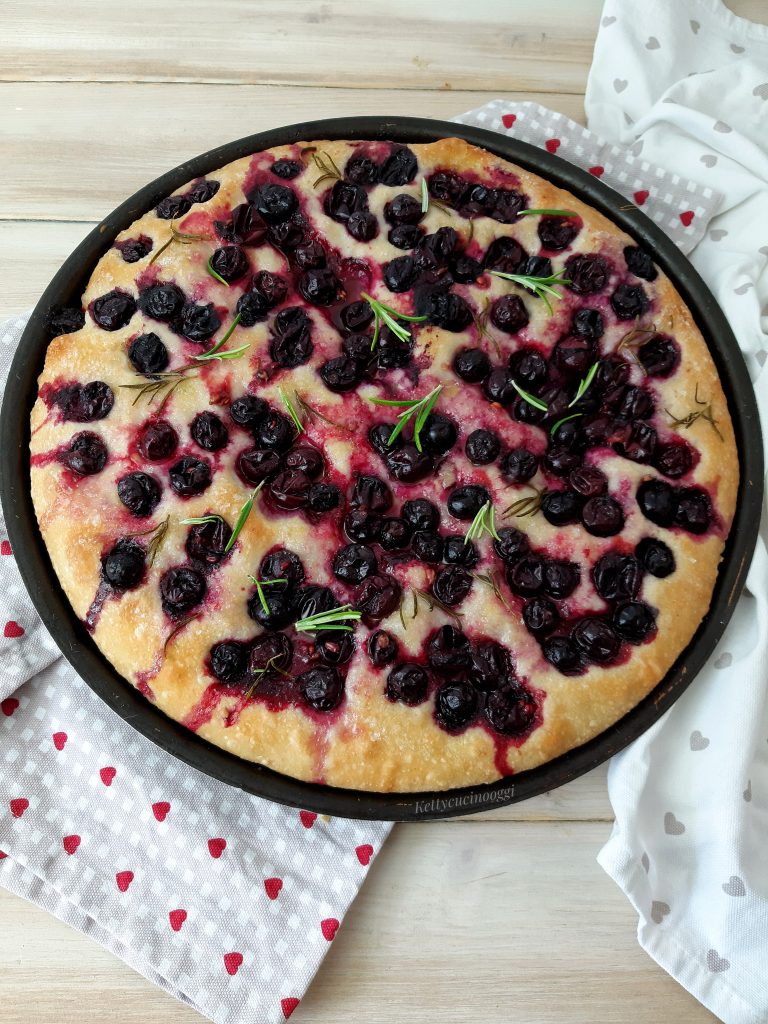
[2, 0, 602, 93]
[1, 83, 584, 222]
[0, 823, 716, 1023]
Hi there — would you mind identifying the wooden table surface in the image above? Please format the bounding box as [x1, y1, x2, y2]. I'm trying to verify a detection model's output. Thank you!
[3, 2, 765, 1021]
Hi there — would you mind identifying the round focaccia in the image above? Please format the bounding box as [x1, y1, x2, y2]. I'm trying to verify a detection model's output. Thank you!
[30, 136, 737, 792]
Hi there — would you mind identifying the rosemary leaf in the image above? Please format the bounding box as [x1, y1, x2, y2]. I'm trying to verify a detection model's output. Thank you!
[568, 361, 599, 408]
[279, 386, 305, 435]
[195, 311, 243, 361]
[164, 613, 198, 653]
[511, 380, 548, 412]
[247, 575, 288, 616]
[550, 412, 582, 437]
[414, 589, 463, 629]
[206, 255, 230, 287]
[224, 480, 265, 554]
[518, 208, 578, 217]
[421, 177, 429, 214]
[295, 604, 362, 635]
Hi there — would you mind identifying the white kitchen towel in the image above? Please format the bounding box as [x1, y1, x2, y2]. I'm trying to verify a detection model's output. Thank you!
[586, 3, 768, 1023]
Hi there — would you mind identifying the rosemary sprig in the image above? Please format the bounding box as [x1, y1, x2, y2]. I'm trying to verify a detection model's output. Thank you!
[490, 270, 571, 314]
[127, 514, 170, 567]
[568, 362, 599, 407]
[421, 177, 429, 214]
[464, 500, 501, 544]
[149, 222, 211, 265]
[518, 208, 578, 217]
[279, 386, 305, 435]
[311, 150, 343, 189]
[472, 298, 501, 358]
[120, 367, 197, 409]
[206, 255, 230, 287]
[665, 384, 723, 441]
[503, 485, 546, 519]
[550, 412, 582, 437]
[293, 391, 345, 429]
[414, 589, 463, 629]
[244, 654, 294, 700]
[616, 322, 657, 374]
[194, 312, 246, 362]
[179, 514, 222, 527]
[295, 604, 362, 635]
[247, 575, 288, 616]
[420, 178, 452, 216]
[470, 571, 511, 611]
[616, 323, 657, 353]
[360, 291, 428, 351]
[164, 613, 198, 653]
[511, 380, 548, 412]
[224, 481, 265, 553]
[370, 384, 442, 451]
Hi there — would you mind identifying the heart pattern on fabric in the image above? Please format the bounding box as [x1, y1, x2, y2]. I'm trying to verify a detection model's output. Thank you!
[690, 19, 700, 33]
[602, 15, 617, 26]
[501, 114, 517, 128]
[634, 190, 649, 205]
[223, 952, 243, 976]
[730, 43, 745, 54]
[52, 731, 67, 750]
[706, 949, 730, 972]
[10, 798, 29, 818]
[1, 697, 19, 716]
[754, 83, 768, 100]
[713, 120, 732, 133]
[320, 918, 339, 941]
[664, 812, 686, 835]
[641, 852, 650, 873]
[208, 837, 226, 858]
[614, 78, 628, 93]
[690, 730, 710, 751]
[734, 282, 753, 295]
[4, 621, 24, 639]
[589, 165, 605, 177]
[700, 154, 718, 168]
[0, 541, 12, 556]
[169, 909, 187, 932]
[722, 875, 746, 897]
[744, 780, 753, 802]
[152, 801, 171, 822]
[99, 766, 117, 786]
[646, 36, 660, 50]
[651, 900, 670, 923]
[115, 870, 134, 893]
[356, 844, 374, 866]
[299, 811, 317, 829]
[545, 139, 561, 154]
[281, 998, 300, 1019]
[264, 877, 283, 900]
[680, 211, 695, 227]
[714, 652, 733, 669]
[62, 835, 81, 855]
[709, 229, 728, 241]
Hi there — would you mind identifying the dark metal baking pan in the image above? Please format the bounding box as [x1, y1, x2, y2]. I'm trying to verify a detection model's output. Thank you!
[1, 116, 762, 820]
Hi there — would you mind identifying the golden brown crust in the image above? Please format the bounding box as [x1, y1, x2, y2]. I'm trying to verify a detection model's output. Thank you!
[30, 137, 738, 792]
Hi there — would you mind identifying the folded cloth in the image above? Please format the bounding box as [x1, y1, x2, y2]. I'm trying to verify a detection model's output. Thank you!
[586, 2, 768, 1023]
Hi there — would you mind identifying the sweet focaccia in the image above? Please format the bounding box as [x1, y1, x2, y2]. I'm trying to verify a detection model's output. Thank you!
[30, 137, 737, 792]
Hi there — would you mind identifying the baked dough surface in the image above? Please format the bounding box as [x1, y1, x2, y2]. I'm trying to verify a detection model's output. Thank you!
[30, 137, 738, 792]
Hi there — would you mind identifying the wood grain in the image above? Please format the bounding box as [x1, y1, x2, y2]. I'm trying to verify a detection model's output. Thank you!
[1, 84, 584, 221]
[0, 823, 717, 1023]
[2, 0, 602, 92]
